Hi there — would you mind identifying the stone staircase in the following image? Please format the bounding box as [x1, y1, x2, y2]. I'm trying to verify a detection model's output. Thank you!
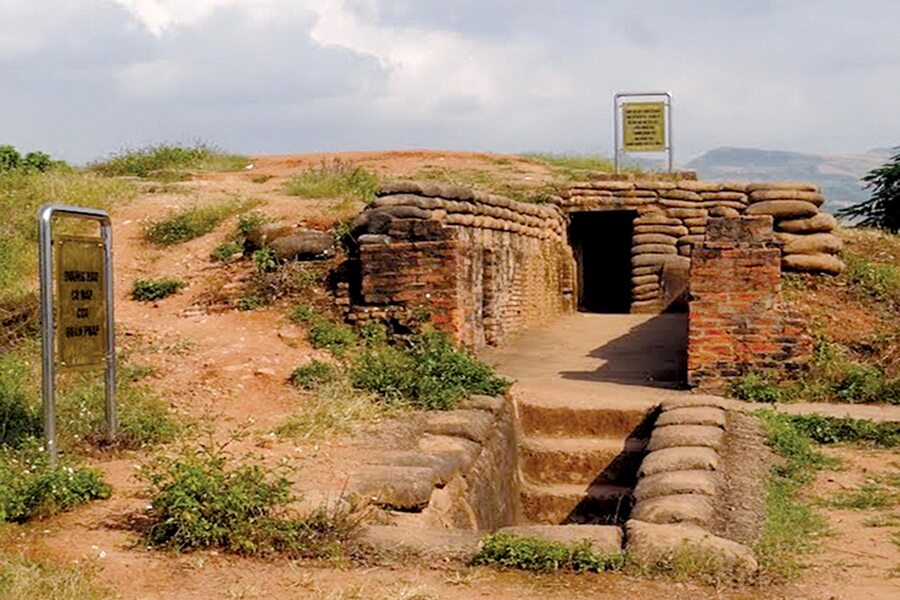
[516, 395, 657, 524]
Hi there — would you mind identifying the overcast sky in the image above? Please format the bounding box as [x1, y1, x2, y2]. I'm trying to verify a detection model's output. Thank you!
[1, 0, 898, 164]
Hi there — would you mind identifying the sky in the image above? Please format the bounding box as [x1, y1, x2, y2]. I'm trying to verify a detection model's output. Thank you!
[0, 0, 898, 164]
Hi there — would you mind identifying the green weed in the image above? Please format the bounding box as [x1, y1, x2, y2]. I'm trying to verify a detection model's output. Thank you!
[285, 159, 378, 203]
[137, 432, 359, 556]
[252, 246, 277, 273]
[825, 483, 896, 510]
[0, 352, 41, 447]
[236, 293, 267, 311]
[307, 319, 357, 357]
[350, 331, 510, 410]
[289, 304, 317, 324]
[731, 374, 782, 403]
[143, 198, 258, 245]
[781, 414, 899, 447]
[843, 253, 900, 307]
[290, 360, 339, 391]
[90, 143, 248, 180]
[473, 532, 624, 573]
[0, 440, 111, 523]
[130, 278, 186, 302]
[863, 513, 900, 527]
[210, 241, 242, 262]
[275, 379, 384, 440]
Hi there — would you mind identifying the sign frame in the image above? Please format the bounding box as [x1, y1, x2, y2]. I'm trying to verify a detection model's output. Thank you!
[614, 91, 673, 173]
[39, 205, 117, 463]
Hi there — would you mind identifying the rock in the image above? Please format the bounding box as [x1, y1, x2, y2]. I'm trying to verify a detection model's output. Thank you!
[245, 223, 294, 250]
[647, 425, 725, 451]
[357, 525, 481, 563]
[749, 190, 824, 206]
[625, 520, 758, 577]
[634, 470, 717, 501]
[630, 494, 715, 526]
[775, 212, 837, 233]
[776, 232, 843, 255]
[745, 200, 818, 219]
[269, 230, 335, 260]
[655, 407, 726, 428]
[348, 465, 438, 509]
[496, 525, 623, 555]
[782, 253, 845, 275]
[424, 410, 494, 444]
[357, 234, 391, 245]
[639, 447, 721, 477]
[632, 244, 677, 256]
[633, 233, 678, 246]
[634, 225, 690, 237]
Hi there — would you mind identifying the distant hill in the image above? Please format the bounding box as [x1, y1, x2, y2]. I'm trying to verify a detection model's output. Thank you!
[687, 147, 894, 213]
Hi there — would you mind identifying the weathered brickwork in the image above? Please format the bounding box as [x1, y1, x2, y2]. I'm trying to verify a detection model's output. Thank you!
[347, 181, 576, 348]
[559, 177, 843, 313]
[686, 216, 812, 392]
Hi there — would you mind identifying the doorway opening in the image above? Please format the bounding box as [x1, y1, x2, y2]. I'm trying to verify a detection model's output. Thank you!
[569, 211, 635, 313]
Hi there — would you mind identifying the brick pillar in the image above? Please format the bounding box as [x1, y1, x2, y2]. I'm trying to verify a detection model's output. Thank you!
[687, 216, 811, 393]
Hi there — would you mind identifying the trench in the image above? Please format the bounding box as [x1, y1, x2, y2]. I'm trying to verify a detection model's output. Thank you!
[568, 210, 636, 314]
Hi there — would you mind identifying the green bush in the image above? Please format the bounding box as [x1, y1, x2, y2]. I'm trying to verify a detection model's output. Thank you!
[289, 304, 317, 324]
[473, 532, 624, 573]
[235, 210, 268, 240]
[834, 364, 894, 403]
[730, 374, 782, 403]
[90, 143, 248, 179]
[0, 353, 41, 447]
[210, 241, 242, 262]
[290, 361, 339, 391]
[350, 331, 510, 410]
[285, 159, 378, 203]
[0, 146, 60, 174]
[137, 439, 358, 556]
[0, 441, 111, 523]
[144, 199, 255, 246]
[251, 247, 277, 273]
[307, 319, 357, 357]
[131, 278, 186, 302]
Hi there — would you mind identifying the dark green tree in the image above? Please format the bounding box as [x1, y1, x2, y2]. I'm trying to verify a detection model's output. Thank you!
[838, 147, 900, 232]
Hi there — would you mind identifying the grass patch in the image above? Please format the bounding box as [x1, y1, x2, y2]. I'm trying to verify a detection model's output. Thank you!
[290, 360, 339, 391]
[473, 532, 624, 573]
[143, 197, 259, 245]
[0, 440, 111, 523]
[210, 241, 242, 262]
[307, 319, 357, 357]
[349, 331, 510, 410]
[523, 153, 617, 173]
[730, 373, 782, 403]
[285, 159, 378, 203]
[90, 143, 248, 180]
[275, 379, 384, 440]
[130, 278, 186, 302]
[843, 253, 900, 308]
[824, 482, 896, 510]
[137, 432, 359, 557]
[0, 551, 108, 600]
[780, 414, 900, 447]
[753, 411, 832, 582]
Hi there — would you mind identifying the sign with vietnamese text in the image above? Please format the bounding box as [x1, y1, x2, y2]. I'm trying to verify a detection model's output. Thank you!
[622, 102, 666, 152]
[56, 235, 107, 368]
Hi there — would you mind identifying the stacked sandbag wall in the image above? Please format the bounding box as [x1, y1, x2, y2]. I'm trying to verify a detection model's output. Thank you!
[347, 181, 576, 348]
[561, 178, 844, 312]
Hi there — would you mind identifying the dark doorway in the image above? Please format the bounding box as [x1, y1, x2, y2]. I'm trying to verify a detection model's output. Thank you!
[569, 211, 635, 313]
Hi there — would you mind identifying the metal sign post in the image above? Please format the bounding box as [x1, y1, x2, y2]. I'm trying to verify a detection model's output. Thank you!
[39, 205, 117, 463]
[614, 91, 673, 173]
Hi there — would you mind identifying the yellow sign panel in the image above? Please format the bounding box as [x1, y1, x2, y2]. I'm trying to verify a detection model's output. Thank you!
[56, 235, 107, 368]
[622, 102, 666, 152]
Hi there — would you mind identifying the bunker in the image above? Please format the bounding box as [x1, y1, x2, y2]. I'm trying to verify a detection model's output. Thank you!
[568, 210, 635, 313]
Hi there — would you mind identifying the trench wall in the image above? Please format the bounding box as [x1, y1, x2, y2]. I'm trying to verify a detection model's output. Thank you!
[561, 177, 844, 313]
[346, 181, 576, 348]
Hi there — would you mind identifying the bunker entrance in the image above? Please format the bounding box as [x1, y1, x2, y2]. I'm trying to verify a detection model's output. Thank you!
[569, 211, 636, 313]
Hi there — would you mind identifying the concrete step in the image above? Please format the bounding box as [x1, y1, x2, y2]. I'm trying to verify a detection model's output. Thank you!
[516, 396, 656, 438]
[520, 482, 634, 525]
[519, 436, 645, 486]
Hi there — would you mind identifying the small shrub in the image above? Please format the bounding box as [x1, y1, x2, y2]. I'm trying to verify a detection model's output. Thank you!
[252, 246, 277, 273]
[730, 373, 782, 403]
[0, 441, 111, 523]
[90, 143, 248, 179]
[144, 198, 257, 245]
[358, 321, 388, 348]
[307, 319, 357, 357]
[781, 414, 899, 447]
[350, 331, 510, 410]
[289, 304, 317, 324]
[473, 533, 624, 573]
[131, 278, 186, 302]
[235, 210, 268, 240]
[210, 241, 242, 262]
[137, 436, 359, 556]
[290, 360, 338, 391]
[834, 364, 890, 403]
[236, 293, 267, 311]
[843, 254, 900, 307]
[0, 353, 41, 447]
[285, 159, 378, 203]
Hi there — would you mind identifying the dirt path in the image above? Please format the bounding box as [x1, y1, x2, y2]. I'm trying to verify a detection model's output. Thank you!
[5, 151, 899, 599]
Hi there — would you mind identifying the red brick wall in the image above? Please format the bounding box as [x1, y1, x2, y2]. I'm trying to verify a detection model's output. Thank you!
[687, 216, 812, 392]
